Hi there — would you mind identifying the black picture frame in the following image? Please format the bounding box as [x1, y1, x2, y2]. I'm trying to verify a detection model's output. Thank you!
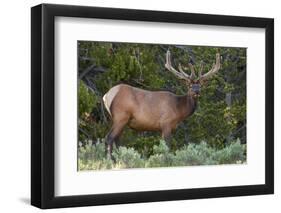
[31, 3, 274, 209]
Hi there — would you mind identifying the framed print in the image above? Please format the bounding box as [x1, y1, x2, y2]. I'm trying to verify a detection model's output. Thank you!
[31, 3, 274, 209]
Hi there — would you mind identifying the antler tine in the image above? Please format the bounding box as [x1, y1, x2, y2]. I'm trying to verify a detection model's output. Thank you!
[178, 64, 192, 79]
[165, 50, 190, 80]
[200, 53, 221, 81]
[198, 60, 204, 77]
[188, 63, 196, 80]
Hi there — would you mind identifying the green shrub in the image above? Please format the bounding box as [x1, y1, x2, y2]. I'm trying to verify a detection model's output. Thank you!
[78, 141, 111, 170]
[78, 140, 106, 162]
[174, 142, 215, 166]
[146, 153, 175, 168]
[211, 139, 246, 164]
[78, 158, 114, 170]
[146, 140, 175, 167]
[124, 135, 162, 157]
[152, 139, 169, 154]
[78, 139, 246, 171]
[112, 147, 145, 168]
[78, 80, 97, 118]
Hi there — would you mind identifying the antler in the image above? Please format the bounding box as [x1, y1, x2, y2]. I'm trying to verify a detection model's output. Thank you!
[198, 60, 204, 78]
[165, 50, 195, 81]
[199, 53, 221, 82]
[165, 51, 220, 83]
[188, 63, 197, 80]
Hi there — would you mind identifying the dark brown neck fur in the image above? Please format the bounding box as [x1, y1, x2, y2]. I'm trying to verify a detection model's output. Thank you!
[177, 94, 198, 118]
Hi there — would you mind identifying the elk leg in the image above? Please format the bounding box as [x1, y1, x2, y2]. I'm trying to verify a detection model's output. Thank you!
[114, 136, 121, 149]
[161, 127, 172, 149]
[105, 116, 129, 159]
[105, 129, 114, 158]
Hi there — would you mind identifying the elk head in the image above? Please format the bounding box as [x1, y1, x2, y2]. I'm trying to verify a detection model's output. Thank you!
[165, 50, 221, 98]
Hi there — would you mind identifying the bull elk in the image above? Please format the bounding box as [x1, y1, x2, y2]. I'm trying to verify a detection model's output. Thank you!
[103, 50, 221, 157]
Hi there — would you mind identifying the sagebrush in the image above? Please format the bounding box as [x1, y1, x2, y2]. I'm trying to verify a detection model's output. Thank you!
[78, 139, 246, 170]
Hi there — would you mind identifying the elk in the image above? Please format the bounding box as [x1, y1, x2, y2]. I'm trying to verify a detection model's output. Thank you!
[103, 50, 221, 157]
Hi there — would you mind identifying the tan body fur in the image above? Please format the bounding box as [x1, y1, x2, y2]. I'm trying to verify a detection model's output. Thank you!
[103, 84, 197, 154]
